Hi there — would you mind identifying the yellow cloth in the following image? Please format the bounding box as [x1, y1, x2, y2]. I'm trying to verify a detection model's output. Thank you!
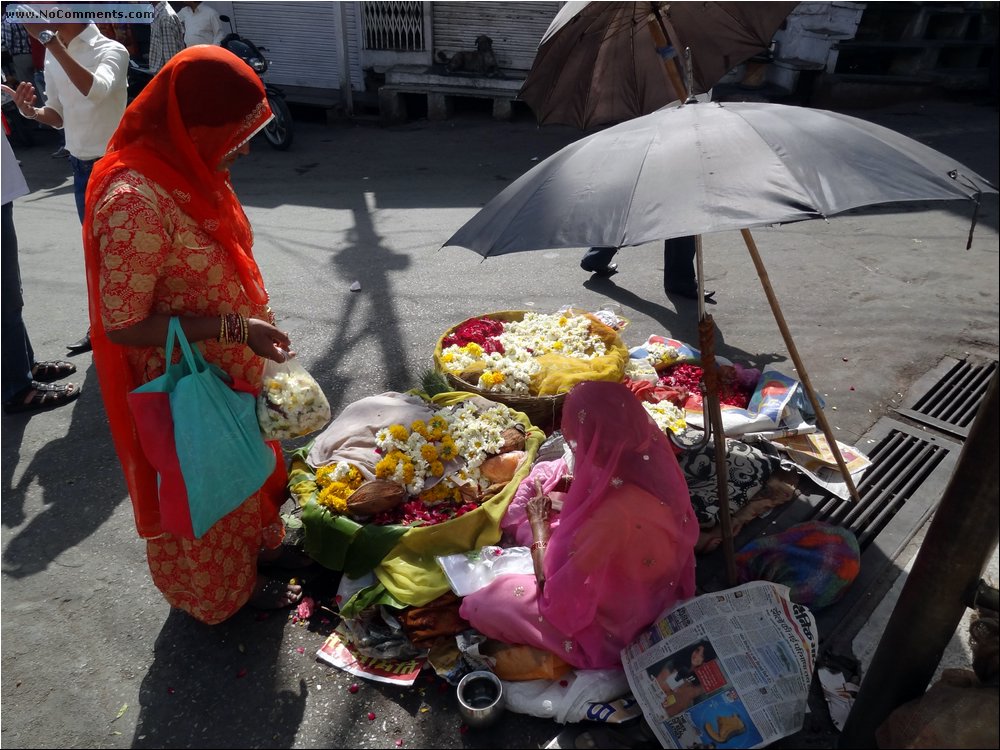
[373, 391, 544, 606]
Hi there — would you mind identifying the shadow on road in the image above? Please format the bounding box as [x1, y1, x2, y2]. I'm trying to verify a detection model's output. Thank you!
[1, 364, 127, 577]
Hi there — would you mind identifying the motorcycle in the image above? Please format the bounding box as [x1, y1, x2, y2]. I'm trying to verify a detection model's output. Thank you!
[219, 15, 294, 150]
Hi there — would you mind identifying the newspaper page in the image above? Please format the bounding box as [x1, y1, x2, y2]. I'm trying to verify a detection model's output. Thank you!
[622, 582, 818, 749]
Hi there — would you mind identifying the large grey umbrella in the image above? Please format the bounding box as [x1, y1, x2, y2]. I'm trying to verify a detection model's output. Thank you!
[446, 101, 994, 255]
[520, 1, 798, 128]
[443, 100, 996, 576]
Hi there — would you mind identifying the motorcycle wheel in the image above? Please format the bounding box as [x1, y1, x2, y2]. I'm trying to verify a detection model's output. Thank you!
[264, 92, 293, 150]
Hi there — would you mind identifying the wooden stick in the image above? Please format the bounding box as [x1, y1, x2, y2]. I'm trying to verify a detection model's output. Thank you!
[741, 228, 862, 503]
[647, 11, 687, 101]
[698, 321, 739, 586]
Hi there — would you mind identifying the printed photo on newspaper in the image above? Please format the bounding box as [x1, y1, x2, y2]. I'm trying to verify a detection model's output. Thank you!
[622, 581, 818, 749]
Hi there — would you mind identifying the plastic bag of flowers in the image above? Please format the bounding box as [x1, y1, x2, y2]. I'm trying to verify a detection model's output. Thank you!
[256, 356, 332, 440]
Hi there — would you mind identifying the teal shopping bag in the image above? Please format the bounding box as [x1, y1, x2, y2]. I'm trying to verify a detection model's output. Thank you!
[129, 317, 275, 539]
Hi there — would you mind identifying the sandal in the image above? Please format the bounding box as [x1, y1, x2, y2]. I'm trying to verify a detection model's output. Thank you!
[31, 360, 77, 384]
[248, 576, 303, 610]
[3, 381, 81, 414]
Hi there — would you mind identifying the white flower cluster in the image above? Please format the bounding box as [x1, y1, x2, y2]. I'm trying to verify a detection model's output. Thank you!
[645, 341, 680, 369]
[374, 426, 438, 496]
[447, 401, 519, 489]
[257, 367, 332, 440]
[500, 312, 606, 360]
[642, 400, 687, 436]
[625, 358, 659, 383]
[477, 349, 540, 394]
[439, 344, 482, 374]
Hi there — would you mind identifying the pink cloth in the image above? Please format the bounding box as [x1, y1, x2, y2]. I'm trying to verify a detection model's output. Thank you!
[460, 381, 699, 669]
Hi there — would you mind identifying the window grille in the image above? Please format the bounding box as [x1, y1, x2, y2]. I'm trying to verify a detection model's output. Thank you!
[361, 2, 425, 51]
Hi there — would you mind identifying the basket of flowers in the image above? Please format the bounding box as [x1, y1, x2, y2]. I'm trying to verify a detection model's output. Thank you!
[432, 309, 629, 433]
[288, 390, 545, 607]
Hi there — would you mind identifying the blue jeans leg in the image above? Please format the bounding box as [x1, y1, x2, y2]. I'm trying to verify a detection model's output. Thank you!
[70, 156, 96, 224]
[2, 202, 35, 403]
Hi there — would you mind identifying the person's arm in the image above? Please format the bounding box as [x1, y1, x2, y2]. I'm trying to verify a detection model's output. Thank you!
[210, 10, 224, 45]
[80, 43, 128, 101]
[31, 30, 98, 97]
[108, 314, 290, 363]
[6, 78, 63, 128]
[94, 187, 290, 361]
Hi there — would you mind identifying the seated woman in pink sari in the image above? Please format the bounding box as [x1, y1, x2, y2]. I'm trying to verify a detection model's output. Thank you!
[460, 380, 699, 670]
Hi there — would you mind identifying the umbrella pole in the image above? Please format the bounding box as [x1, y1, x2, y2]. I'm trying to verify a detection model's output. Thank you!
[740, 229, 863, 503]
[647, 10, 688, 99]
[695, 236, 739, 586]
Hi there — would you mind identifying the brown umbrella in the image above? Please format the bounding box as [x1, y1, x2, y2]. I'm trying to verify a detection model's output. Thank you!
[520, 1, 799, 129]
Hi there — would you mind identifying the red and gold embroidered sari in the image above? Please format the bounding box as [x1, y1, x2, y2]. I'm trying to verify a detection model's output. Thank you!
[84, 46, 284, 624]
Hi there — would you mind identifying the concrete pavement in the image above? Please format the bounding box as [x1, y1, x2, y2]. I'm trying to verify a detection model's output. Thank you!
[1, 95, 997, 748]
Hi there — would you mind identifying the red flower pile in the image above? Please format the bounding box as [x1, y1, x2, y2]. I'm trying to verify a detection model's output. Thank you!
[659, 363, 755, 409]
[373, 499, 481, 527]
[441, 317, 506, 355]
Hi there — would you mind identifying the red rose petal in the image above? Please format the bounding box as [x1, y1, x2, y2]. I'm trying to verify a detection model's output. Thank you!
[296, 647, 305, 654]
[348, 683, 359, 694]
[236, 668, 248, 679]
[367, 711, 376, 721]
[395, 740, 404, 747]
[167, 687, 175, 695]
[559, 679, 569, 687]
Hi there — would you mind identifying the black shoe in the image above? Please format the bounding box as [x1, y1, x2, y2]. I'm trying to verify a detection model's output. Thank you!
[51, 146, 69, 158]
[66, 332, 92, 354]
[666, 286, 716, 303]
[581, 261, 618, 278]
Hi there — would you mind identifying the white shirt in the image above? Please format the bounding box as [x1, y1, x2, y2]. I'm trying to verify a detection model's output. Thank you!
[178, 4, 225, 47]
[44, 24, 128, 161]
[2, 130, 30, 204]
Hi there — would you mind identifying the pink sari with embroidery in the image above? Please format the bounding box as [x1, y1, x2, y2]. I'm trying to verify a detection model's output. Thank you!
[460, 381, 698, 669]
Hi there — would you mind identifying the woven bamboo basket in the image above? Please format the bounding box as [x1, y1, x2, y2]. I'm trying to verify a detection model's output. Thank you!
[433, 310, 627, 434]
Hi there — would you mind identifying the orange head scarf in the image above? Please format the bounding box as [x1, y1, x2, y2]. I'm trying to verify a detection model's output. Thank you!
[83, 46, 274, 538]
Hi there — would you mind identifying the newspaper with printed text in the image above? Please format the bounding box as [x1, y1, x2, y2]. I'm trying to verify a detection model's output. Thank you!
[622, 582, 817, 749]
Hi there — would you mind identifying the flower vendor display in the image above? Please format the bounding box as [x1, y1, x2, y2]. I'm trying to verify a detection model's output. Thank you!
[434, 310, 629, 397]
[628, 335, 760, 411]
[288, 391, 544, 607]
[433, 310, 629, 434]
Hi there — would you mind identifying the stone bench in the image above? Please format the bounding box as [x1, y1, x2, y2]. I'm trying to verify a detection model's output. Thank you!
[379, 83, 520, 123]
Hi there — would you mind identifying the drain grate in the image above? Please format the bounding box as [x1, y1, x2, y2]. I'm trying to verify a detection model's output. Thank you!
[894, 356, 998, 439]
[697, 416, 962, 648]
[811, 425, 949, 551]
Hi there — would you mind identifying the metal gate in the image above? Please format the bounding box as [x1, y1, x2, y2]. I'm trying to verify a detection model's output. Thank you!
[230, 1, 363, 91]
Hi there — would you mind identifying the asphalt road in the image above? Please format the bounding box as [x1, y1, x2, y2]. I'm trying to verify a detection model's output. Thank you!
[1, 96, 997, 749]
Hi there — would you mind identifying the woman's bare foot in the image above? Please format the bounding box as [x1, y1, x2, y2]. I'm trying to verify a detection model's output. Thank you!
[249, 576, 303, 609]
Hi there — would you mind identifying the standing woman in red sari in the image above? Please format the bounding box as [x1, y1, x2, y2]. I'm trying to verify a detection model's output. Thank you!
[83, 46, 301, 624]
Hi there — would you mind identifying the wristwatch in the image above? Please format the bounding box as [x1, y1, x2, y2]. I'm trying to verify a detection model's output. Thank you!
[38, 30, 58, 46]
